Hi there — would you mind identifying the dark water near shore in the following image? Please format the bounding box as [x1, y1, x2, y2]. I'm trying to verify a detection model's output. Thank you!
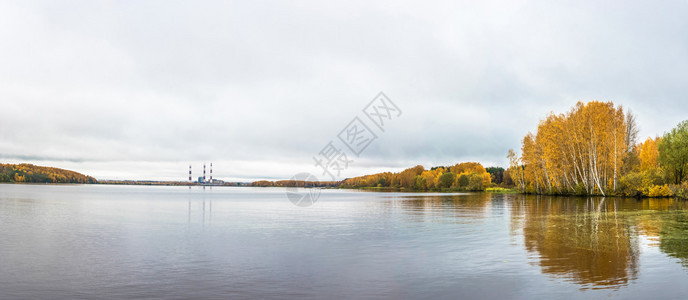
[2, 184, 688, 299]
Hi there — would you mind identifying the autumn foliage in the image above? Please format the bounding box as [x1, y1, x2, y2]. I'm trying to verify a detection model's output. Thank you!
[0, 163, 96, 184]
[509, 101, 688, 198]
[250, 180, 339, 188]
[517, 101, 626, 195]
[341, 162, 492, 191]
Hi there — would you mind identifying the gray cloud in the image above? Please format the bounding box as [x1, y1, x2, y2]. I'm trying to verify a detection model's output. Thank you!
[1, 0, 687, 181]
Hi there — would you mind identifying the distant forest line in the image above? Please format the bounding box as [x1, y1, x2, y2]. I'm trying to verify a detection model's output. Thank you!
[251, 162, 508, 192]
[0, 163, 96, 184]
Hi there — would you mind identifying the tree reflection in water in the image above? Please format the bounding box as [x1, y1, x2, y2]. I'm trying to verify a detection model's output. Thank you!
[659, 209, 688, 268]
[508, 195, 688, 290]
[396, 193, 493, 224]
[393, 193, 688, 290]
[514, 196, 640, 289]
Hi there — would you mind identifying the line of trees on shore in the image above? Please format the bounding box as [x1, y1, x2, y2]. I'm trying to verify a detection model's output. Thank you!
[340, 162, 495, 191]
[250, 162, 505, 191]
[250, 162, 507, 191]
[251, 180, 340, 188]
[97, 180, 247, 186]
[0, 163, 97, 184]
[507, 101, 688, 198]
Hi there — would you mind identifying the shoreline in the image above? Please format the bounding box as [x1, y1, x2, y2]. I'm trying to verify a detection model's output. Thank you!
[3, 181, 685, 200]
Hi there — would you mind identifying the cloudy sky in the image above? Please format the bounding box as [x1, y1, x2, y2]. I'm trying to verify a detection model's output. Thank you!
[1, 0, 687, 181]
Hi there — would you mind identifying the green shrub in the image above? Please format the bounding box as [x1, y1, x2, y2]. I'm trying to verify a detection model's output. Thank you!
[457, 174, 469, 187]
[619, 172, 643, 197]
[438, 172, 456, 189]
[669, 183, 688, 199]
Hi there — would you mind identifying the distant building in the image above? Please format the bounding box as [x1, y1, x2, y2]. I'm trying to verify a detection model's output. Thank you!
[209, 179, 224, 184]
[198, 177, 204, 183]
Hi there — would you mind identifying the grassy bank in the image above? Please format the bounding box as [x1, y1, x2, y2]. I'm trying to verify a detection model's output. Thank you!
[485, 187, 520, 194]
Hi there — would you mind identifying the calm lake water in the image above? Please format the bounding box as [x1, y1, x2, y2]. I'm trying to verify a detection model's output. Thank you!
[2, 184, 688, 299]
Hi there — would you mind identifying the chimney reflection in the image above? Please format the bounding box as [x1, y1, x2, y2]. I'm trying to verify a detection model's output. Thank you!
[187, 187, 212, 226]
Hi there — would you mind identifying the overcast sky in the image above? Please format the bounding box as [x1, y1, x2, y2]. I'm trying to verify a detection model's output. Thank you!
[1, 0, 687, 181]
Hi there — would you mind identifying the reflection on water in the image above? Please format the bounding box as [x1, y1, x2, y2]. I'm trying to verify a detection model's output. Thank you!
[659, 210, 688, 268]
[509, 196, 688, 289]
[395, 193, 493, 223]
[382, 193, 682, 290]
[188, 198, 213, 225]
[3, 185, 688, 298]
[515, 197, 639, 289]
[394, 193, 688, 290]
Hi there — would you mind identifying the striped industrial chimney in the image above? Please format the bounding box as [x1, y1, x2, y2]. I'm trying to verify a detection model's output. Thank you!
[188, 165, 192, 182]
[210, 162, 213, 182]
[203, 163, 206, 182]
